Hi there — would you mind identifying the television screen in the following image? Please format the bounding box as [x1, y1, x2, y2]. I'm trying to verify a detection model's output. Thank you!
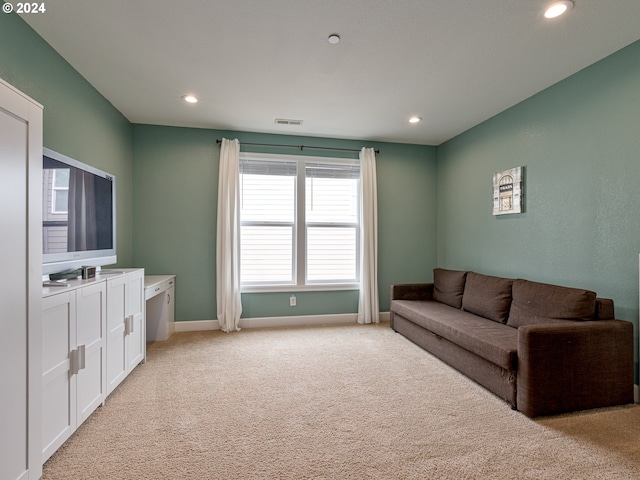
[42, 148, 116, 275]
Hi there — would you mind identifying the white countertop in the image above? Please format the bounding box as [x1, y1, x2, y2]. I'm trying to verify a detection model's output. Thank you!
[144, 275, 176, 290]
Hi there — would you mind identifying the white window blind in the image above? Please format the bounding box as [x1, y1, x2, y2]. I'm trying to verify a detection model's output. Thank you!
[305, 163, 359, 283]
[239, 154, 360, 288]
[239, 159, 296, 284]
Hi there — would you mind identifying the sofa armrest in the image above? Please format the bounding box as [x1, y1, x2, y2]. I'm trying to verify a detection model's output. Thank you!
[390, 283, 434, 301]
[517, 319, 634, 417]
[595, 297, 615, 320]
[389, 284, 434, 330]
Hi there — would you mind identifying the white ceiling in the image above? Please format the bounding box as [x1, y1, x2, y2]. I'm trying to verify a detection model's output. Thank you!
[23, 0, 640, 146]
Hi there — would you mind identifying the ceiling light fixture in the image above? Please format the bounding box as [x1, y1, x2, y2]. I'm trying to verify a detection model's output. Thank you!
[182, 95, 198, 104]
[328, 34, 340, 45]
[544, 0, 574, 19]
[408, 116, 423, 124]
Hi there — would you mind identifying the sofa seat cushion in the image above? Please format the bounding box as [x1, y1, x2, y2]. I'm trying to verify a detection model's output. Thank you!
[392, 300, 518, 371]
[433, 268, 467, 309]
[507, 279, 597, 328]
[462, 272, 513, 324]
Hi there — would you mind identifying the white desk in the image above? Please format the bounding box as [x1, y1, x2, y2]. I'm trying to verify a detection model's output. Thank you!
[144, 275, 175, 341]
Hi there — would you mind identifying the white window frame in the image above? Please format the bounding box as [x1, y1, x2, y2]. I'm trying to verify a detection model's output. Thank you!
[239, 152, 361, 293]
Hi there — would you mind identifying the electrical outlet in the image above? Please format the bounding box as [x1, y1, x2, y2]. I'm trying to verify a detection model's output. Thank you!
[290, 295, 296, 307]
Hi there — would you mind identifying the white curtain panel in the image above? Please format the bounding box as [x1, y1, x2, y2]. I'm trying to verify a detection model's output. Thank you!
[216, 138, 242, 332]
[358, 147, 380, 324]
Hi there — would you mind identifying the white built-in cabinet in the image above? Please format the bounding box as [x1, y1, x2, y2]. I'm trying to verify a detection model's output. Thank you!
[0, 78, 43, 480]
[41, 268, 145, 463]
[106, 268, 145, 395]
[41, 281, 107, 462]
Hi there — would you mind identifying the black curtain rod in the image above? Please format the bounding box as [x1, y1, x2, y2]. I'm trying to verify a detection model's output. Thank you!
[216, 139, 379, 154]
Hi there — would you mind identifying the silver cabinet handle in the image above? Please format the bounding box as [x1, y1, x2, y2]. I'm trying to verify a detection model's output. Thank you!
[70, 349, 78, 375]
[124, 315, 134, 335]
[70, 345, 86, 375]
[78, 344, 86, 371]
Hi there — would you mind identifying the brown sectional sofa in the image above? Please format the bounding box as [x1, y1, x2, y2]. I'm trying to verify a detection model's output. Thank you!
[390, 269, 634, 417]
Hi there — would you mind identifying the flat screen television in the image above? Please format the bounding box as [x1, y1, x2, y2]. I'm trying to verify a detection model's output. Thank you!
[42, 148, 117, 276]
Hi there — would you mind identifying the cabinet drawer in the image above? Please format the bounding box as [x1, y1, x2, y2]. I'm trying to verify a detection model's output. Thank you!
[145, 277, 176, 300]
[145, 281, 166, 300]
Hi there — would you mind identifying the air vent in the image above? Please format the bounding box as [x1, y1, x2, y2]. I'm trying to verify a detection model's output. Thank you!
[275, 118, 303, 126]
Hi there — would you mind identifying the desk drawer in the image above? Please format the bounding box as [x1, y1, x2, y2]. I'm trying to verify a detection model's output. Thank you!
[145, 280, 167, 300]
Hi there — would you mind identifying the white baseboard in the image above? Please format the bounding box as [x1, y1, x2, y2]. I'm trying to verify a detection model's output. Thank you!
[241, 313, 357, 329]
[173, 311, 390, 333]
[174, 319, 219, 332]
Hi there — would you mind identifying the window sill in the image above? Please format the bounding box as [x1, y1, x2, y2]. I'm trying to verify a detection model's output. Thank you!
[241, 283, 360, 294]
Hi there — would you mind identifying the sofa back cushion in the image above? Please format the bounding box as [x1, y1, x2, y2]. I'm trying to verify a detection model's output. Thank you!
[507, 279, 597, 328]
[462, 272, 513, 324]
[433, 268, 467, 309]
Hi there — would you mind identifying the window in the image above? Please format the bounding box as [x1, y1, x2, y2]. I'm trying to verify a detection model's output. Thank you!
[239, 157, 296, 284]
[239, 153, 360, 290]
[51, 168, 70, 213]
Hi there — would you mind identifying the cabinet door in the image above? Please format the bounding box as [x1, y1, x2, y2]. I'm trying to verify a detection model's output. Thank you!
[76, 282, 107, 424]
[106, 275, 128, 395]
[0, 79, 43, 480]
[42, 292, 77, 462]
[126, 269, 146, 371]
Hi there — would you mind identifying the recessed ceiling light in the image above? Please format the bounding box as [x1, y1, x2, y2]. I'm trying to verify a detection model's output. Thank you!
[408, 116, 423, 124]
[328, 34, 340, 45]
[182, 95, 198, 104]
[544, 1, 574, 19]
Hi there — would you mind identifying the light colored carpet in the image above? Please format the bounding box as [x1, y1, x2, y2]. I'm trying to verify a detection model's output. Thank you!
[43, 323, 640, 479]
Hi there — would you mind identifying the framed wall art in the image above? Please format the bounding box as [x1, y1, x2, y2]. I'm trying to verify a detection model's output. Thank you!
[492, 166, 523, 215]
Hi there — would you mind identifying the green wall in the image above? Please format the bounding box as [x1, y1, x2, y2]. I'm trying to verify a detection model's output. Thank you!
[437, 39, 640, 382]
[132, 125, 437, 321]
[5, 9, 636, 383]
[0, 12, 134, 267]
